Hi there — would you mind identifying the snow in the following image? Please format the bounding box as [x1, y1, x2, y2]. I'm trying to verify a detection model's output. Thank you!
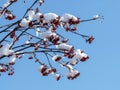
[40, 30, 56, 39]
[9, 54, 16, 63]
[56, 43, 73, 51]
[35, 12, 43, 20]
[66, 64, 73, 70]
[70, 58, 78, 65]
[74, 49, 88, 60]
[3, 2, 10, 8]
[28, 10, 35, 21]
[44, 13, 58, 22]
[20, 18, 29, 27]
[60, 13, 78, 22]
[35, 28, 40, 37]
[52, 55, 61, 61]
[93, 15, 99, 19]
[0, 44, 14, 56]
[0, 66, 3, 70]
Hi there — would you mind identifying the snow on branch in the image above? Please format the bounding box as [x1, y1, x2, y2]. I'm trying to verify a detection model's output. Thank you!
[0, 0, 103, 80]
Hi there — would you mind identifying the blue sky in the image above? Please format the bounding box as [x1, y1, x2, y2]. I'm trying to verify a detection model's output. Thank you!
[0, 0, 120, 90]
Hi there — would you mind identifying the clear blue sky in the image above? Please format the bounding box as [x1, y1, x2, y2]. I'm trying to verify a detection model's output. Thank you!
[0, 0, 120, 90]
